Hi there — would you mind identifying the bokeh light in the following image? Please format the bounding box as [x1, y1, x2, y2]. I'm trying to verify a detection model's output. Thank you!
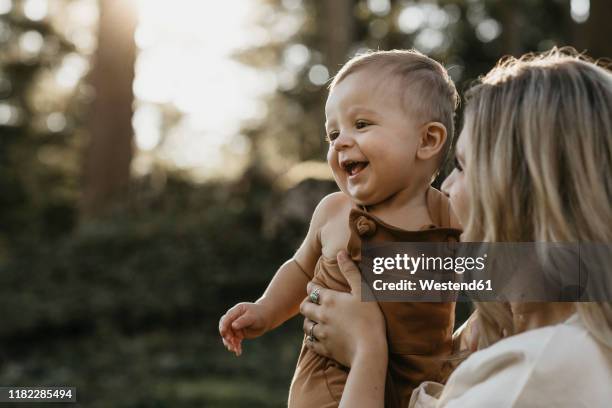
[476, 18, 502, 43]
[570, 0, 590, 23]
[398, 5, 425, 34]
[367, 0, 391, 17]
[308, 64, 329, 86]
[23, 0, 47, 21]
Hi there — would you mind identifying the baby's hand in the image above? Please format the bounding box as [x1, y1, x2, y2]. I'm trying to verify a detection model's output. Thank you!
[218, 302, 270, 356]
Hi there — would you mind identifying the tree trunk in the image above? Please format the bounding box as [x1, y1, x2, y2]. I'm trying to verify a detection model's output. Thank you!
[499, 1, 522, 56]
[309, 0, 355, 158]
[323, 0, 355, 76]
[82, 0, 137, 217]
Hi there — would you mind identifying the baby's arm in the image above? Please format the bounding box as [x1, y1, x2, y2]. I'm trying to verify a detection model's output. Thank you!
[219, 259, 310, 355]
[219, 193, 341, 356]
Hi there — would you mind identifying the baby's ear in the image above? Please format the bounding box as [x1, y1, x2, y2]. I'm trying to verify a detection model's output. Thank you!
[416, 122, 447, 161]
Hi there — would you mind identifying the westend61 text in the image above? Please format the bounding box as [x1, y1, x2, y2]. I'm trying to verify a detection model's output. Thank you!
[372, 253, 488, 275]
[372, 279, 493, 292]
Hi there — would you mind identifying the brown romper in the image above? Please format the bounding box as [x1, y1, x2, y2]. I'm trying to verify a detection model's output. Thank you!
[288, 187, 461, 408]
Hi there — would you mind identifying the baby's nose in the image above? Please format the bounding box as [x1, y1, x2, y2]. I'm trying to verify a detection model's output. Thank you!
[333, 131, 355, 151]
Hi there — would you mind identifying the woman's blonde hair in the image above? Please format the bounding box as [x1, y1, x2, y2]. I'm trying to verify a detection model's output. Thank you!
[462, 47, 612, 348]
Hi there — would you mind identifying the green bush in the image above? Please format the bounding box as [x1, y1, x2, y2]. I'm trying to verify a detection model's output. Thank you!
[0, 177, 306, 407]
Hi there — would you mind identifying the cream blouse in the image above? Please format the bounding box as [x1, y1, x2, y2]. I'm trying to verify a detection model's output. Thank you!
[409, 314, 612, 407]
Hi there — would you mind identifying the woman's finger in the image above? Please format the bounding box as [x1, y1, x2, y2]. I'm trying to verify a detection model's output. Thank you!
[311, 321, 324, 340]
[300, 297, 324, 322]
[306, 281, 324, 299]
[303, 318, 319, 337]
[302, 317, 312, 336]
[306, 283, 332, 306]
[303, 317, 326, 341]
[305, 335, 330, 358]
[337, 250, 363, 297]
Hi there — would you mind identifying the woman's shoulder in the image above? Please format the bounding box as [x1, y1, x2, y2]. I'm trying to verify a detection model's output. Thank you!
[477, 313, 609, 368]
[472, 314, 587, 356]
[438, 314, 612, 407]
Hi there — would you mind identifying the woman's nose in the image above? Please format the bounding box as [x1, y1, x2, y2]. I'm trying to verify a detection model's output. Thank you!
[441, 171, 455, 196]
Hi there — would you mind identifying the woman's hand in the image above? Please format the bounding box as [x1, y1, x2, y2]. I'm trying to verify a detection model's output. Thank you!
[299, 250, 388, 367]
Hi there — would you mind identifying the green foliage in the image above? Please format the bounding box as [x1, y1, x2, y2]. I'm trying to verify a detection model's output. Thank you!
[0, 176, 305, 407]
[0, 3, 86, 247]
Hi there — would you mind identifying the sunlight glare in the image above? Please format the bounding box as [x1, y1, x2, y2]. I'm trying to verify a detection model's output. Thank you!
[133, 104, 162, 151]
[134, 0, 272, 180]
[0, 0, 12, 15]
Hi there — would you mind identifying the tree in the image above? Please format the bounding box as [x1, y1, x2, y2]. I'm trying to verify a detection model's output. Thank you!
[81, 0, 138, 217]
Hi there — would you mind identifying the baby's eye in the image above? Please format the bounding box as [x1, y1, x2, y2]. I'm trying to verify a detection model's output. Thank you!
[325, 131, 340, 143]
[454, 157, 463, 172]
[355, 120, 369, 129]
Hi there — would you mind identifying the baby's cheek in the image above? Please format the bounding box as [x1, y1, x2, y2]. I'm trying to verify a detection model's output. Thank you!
[327, 152, 342, 175]
[326, 147, 336, 164]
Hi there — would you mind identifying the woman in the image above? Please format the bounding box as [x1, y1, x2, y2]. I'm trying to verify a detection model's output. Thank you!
[299, 48, 612, 407]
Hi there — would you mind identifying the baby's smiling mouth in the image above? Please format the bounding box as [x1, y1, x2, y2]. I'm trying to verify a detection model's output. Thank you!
[341, 159, 369, 177]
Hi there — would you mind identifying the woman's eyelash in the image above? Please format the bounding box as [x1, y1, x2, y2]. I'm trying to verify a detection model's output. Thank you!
[454, 157, 463, 172]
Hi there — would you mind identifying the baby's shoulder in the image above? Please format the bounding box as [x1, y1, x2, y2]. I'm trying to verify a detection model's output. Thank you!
[311, 191, 354, 237]
[319, 191, 351, 208]
[314, 191, 351, 217]
[316, 193, 354, 258]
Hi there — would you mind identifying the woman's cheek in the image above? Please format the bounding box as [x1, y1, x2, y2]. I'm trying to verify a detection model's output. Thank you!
[451, 178, 469, 228]
[443, 170, 469, 228]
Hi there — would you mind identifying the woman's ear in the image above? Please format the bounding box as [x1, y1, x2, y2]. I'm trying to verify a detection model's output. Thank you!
[417, 122, 447, 161]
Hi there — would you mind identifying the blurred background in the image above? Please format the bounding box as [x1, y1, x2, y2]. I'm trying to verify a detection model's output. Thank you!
[0, 0, 610, 406]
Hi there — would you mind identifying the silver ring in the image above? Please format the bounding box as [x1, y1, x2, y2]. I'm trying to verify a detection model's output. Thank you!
[309, 321, 318, 341]
[309, 288, 320, 305]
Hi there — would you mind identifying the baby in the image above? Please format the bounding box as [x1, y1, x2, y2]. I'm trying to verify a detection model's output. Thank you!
[219, 50, 461, 408]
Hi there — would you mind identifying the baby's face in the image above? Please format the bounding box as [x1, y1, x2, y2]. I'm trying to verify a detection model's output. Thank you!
[325, 69, 422, 206]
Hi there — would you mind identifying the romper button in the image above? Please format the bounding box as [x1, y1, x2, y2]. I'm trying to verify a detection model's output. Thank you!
[355, 216, 376, 237]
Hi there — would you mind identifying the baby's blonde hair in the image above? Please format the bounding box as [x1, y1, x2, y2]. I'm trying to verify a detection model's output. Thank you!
[329, 49, 459, 163]
[463, 47, 612, 348]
